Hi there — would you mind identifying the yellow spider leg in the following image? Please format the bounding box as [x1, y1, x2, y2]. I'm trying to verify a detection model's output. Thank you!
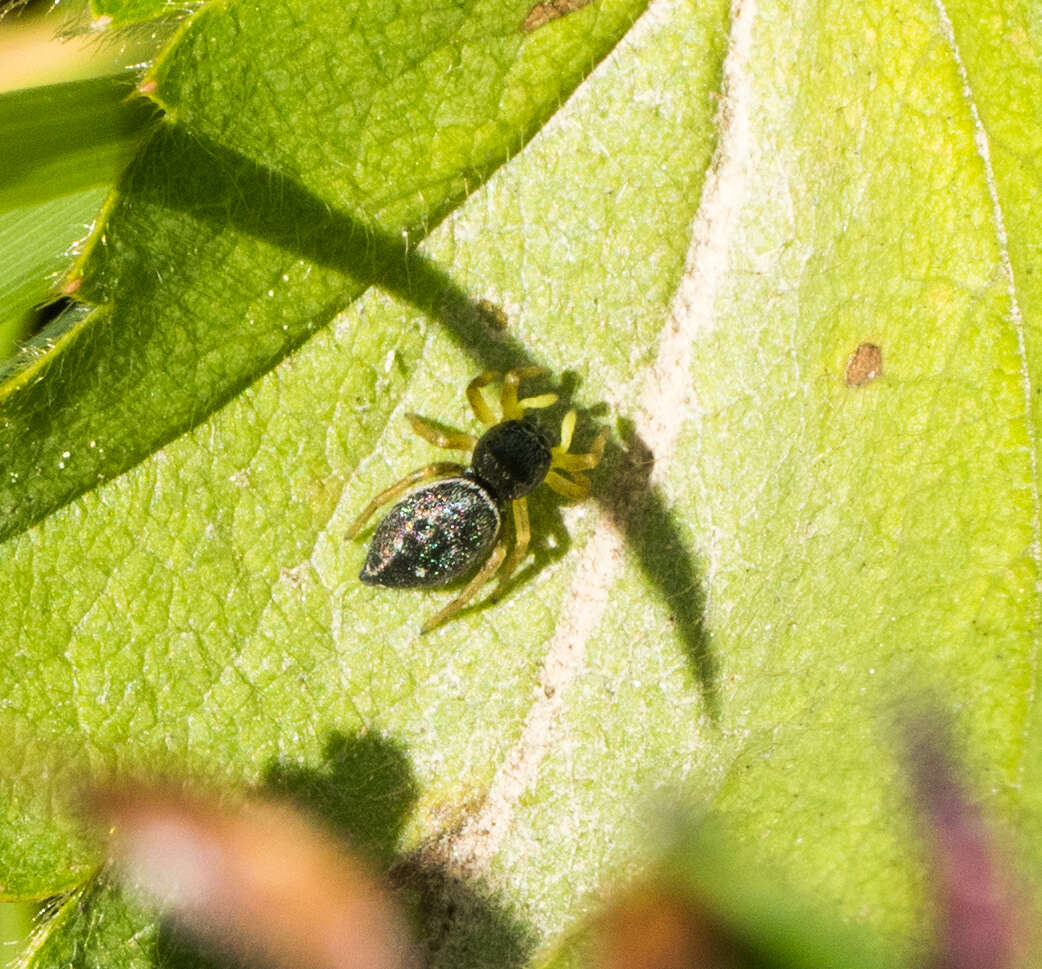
[496, 498, 531, 594]
[467, 371, 500, 425]
[518, 392, 558, 411]
[551, 417, 606, 471]
[551, 452, 601, 472]
[406, 413, 477, 452]
[345, 462, 467, 538]
[545, 469, 589, 500]
[501, 366, 551, 420]
[557, 410, 576, 451]
[421, 541, 508, 634]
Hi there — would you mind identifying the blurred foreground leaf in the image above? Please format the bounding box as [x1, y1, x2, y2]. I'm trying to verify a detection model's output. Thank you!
[0, 74, 154, 358]
[0, 75, 154, 212]
[545, 817, 890, 969]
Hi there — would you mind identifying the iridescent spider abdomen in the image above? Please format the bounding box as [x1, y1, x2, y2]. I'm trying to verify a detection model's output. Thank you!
[360, 477, 500, 588]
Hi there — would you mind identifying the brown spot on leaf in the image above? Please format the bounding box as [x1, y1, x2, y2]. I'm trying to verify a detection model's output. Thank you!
[845, 343, 882, 386]
[522, 0, 593, 32]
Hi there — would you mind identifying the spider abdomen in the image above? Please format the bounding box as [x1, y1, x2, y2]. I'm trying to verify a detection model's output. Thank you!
[359, 477, 501, 588]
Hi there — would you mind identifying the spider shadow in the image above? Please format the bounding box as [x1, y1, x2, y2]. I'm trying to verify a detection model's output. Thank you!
[467, 487, 573, 621]
[596, 419, 719, 719]
[498, 373, 718, 716]
[154, 729, 534, 969]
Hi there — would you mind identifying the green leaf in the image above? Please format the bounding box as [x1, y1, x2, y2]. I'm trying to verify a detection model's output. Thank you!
[0, 75, 155, 357]
[0, 191, 106, 358]
[0, 0, 648, 542]
[4, 0, 1042, 967]
[0, 75, 156, 212]
[0, 899, 35, 969]
[18, 882, 156, 969]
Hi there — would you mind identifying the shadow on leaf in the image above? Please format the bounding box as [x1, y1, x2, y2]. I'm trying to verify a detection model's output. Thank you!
[597, 421, 718, 717]
[263, 729, 533, 969]
[138, 729, 533, 969]
[262, 729, 418, 870]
